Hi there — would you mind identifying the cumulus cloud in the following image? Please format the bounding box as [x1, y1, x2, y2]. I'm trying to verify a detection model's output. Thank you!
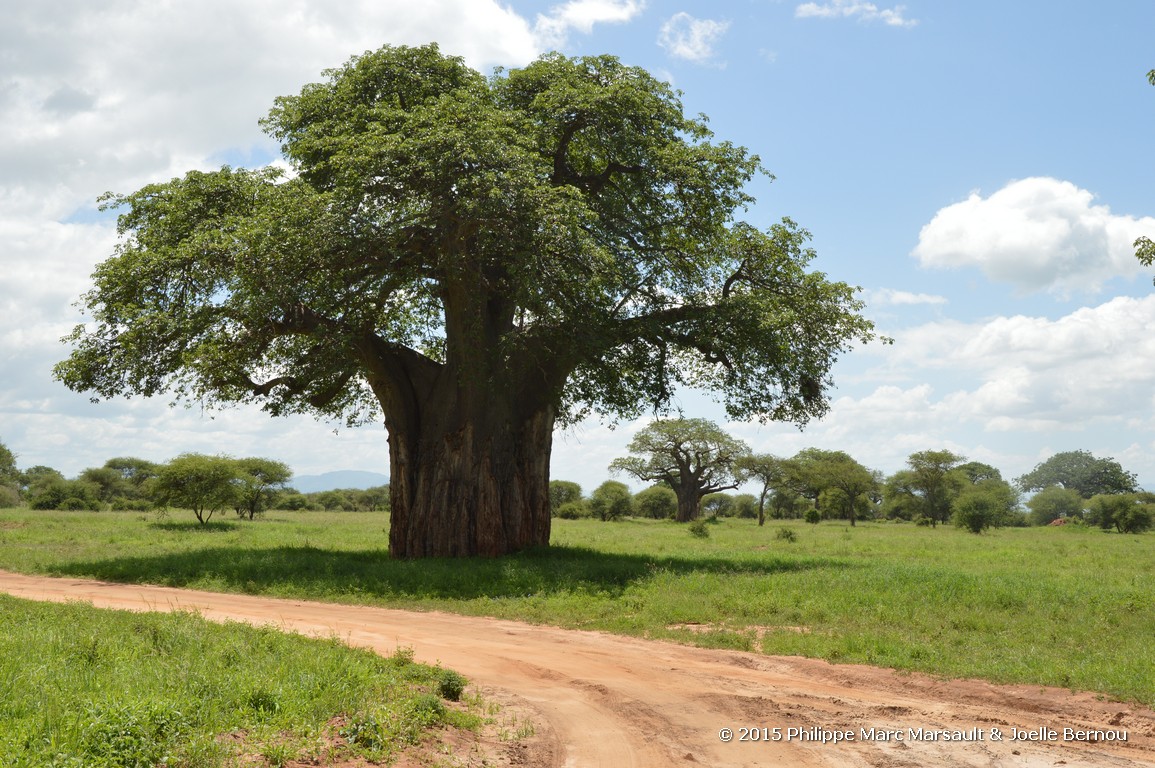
[0, 1, 546, 219]
[534, 0, 646, 48]
[882, 294, 1155, 428]
[913, 177, 1155, 295]
[658, 12, 730, 63]
[863, 288, 948, 306]
[795, 1, 917, 28]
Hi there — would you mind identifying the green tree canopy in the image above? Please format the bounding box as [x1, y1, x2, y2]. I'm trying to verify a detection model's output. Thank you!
[1015, 450, 1137, 498]
[55, 44, 878, 557]
[905, 449, 966, 527]
[633, 484, 677, 519]
[734, 452, 787, 526]
[610, 418, 749, 522]
[589, 480, 632, 521]
[548, 480, 583, 514]
[1026, 485, 1085, 526]
[232, 457, 292, 520]
[801, 450, 876, 526]
[153, 454, 240, 524]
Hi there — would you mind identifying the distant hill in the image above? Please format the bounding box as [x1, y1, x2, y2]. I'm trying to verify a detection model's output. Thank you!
[291, 470, 389, 493]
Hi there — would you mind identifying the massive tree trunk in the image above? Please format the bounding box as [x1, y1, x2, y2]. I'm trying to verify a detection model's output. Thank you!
[386, 403, 554, 558]
[674, 489, 702, 523]
[369, 316, 556, 558]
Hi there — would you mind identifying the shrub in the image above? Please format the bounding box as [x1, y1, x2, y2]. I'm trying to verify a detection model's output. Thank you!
[803, 508, 821, 525]
[549, 480, 582, 514]
[589, 481, 632, 521]
[0, 485, 21, 508]
[774, 527, 798, 542]
[688, 519, 710, 538]
[633, 485, 677, 519]
[436, 668, 467, 701]
[556, 500, 590, 519]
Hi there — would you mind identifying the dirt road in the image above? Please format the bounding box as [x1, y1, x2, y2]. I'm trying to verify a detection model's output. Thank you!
[2, 570, 1152, 767]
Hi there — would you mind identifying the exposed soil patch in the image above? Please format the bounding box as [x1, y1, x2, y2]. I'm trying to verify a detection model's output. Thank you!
[2, 570, 1153, 767]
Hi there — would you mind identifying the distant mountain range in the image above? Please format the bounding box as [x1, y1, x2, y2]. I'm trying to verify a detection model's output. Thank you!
[290, 470, 389, 493]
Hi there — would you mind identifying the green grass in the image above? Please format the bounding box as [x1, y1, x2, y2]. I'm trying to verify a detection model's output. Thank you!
[0, 593, 479, 767]
[1, 509, 1153, 707]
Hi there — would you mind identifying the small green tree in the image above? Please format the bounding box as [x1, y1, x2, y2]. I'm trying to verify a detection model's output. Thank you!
[735, 453, 787, 526]
[731, 493, 759, 519]
[633, 485, 677, 519]
[952, 480, 1014, 534]
[701, 492, 734, 518]
[1026, 485, 1085, 526]
[548, 481, 583, 515]
[153, 454, 239, 524]
[906, 450, 966, 527]
[589, 481, 632, 521]
[232, 457, 292, 520]
[1087, 493, 1154, 533]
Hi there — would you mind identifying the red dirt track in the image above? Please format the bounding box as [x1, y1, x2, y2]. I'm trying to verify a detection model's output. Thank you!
[2, 570, 1153, 767]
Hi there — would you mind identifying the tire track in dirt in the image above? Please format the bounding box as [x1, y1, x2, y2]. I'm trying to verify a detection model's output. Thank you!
[2, 570, 1153, 767]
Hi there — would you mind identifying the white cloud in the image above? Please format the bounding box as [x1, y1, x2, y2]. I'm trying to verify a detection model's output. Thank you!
[795, 1, 917, 28]
[658, 13, 730, 64]
[913, 177, 1155, 295]
[0, 1, 542, 220]
[863, 288, 948, 306]
[875, 295, 1155, 431]
[534, 0, 646, 48]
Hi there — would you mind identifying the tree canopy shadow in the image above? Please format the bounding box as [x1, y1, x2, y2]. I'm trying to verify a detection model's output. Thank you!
[149, 521, 240, 533]
[46, 544, 850, 602]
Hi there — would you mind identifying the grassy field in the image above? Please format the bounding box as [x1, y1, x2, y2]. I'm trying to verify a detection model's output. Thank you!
[1, 508, 1153, 708]
[0, 593, 478, 767]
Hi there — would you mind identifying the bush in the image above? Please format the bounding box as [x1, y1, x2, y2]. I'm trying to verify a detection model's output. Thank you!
[549, 480, 582, 514]
[731, 494, 759, 519]
[436, 668, 467, 701]
[0, 485, 22, 508]
[803, 508, 821, 525]
[774, 526, 798, 542]
[1087, 493, 1154, 534]
[556, 500, 591, 519]
[589, 481, 632, 521]
[688, 519, 709, 538]
[633, 485, 677, 519]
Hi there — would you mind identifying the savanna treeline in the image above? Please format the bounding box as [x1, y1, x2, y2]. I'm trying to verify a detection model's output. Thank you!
[550, 419, 1151, 534]
[0, 438, 387, 522]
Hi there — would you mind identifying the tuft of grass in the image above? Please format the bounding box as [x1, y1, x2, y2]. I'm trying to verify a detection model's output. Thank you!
[1, 509, 1154, 705]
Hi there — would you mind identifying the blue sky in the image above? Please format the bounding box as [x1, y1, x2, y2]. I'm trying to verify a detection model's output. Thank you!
[2, 0, 1155, 495]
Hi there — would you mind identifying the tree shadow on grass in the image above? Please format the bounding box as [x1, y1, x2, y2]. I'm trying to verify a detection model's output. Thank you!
[45, 544, 850, 602]
[149, 521, 239, 533]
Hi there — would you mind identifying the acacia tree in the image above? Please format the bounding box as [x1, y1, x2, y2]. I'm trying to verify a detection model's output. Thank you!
[735, 453, 786, 526]
[232, 457, 293, 520]
[906, 450, 966, 527]
[55, 45, 877, 557]
[808, 451, 877, 526]
[153, 454, 239, 524]
[611, 418, 749, 522]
